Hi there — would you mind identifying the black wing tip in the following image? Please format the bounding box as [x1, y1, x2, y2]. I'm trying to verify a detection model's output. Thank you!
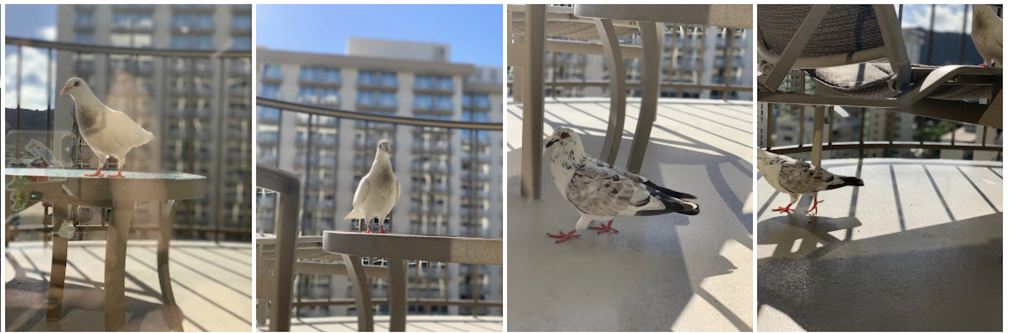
[844, 176, 865, 186]
[644, 180, 698, 200]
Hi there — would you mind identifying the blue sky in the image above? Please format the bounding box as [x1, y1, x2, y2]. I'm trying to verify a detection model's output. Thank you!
[256, 4, 502, 67]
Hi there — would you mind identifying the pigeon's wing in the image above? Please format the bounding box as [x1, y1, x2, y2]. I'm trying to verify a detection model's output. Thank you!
[565, 160, 653, 217]
[352, 176, 371, 210]
[778, 159, 835, 194]
[393, 175, 401, 205]
[106, 109, 154, 150]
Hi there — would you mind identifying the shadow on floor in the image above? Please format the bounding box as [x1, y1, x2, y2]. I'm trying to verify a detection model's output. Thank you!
[757, 212, 1002, 331]
[5, 277, 175, 331]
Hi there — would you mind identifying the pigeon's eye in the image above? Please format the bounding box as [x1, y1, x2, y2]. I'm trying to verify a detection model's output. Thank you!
[74, 81, 80, 87]
[560, 133, 569, 139]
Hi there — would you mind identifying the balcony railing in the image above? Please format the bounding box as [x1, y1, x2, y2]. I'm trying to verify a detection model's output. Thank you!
[5, 36, 253, 242]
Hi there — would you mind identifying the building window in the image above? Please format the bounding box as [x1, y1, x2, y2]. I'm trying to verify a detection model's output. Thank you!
[75, 33, 95, 45]
[414, 75, 432, 90]
[232, 14, 252, 30]
[434, 76, 453, 91]
[260, 84, 280, 99]
[413, 94, 432, 110]
[262, 64, 282, 80]
[75, 11, 94, 28]
[230, 36, 251, 50]
[433, 96, 452, 111]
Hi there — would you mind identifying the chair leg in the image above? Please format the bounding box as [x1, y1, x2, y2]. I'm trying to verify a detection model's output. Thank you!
[594, 18, 626, 165]
[628, 21, 662, 173]
[255, 244, 267, 327]
[520, 4, 547, 200]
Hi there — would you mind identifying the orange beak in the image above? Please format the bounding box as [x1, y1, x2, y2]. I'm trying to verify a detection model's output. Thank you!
[60, 87, 69, 95]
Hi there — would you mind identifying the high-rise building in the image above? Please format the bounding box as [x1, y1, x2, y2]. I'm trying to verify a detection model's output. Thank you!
[255, 38, 503, 317]
[55, 4, 253, 240]
[535, 19, 754, 101]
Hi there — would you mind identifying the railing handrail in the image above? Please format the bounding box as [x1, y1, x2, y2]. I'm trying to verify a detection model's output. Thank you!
[5, 36, 252, 58]
[257, 97, 503, 131]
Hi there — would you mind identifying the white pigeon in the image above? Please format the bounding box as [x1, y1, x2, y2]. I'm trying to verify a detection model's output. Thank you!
[60, 77, 154, 178]
[756, 147, 864, 215]
[344, 140, 400, 233]
[972, 4, 1002, 67]
[545, 128, 699, 243]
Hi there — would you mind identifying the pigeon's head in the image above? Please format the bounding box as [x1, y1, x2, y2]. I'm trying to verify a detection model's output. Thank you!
[546, 127, 580, 149]
[60, 77, 91, 97]
[377, 140, 391, 155]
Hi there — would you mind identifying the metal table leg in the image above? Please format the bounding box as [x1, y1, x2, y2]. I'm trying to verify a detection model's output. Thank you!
[105, 201, 135, 331]
[157, 200, 184, 331]
[388, 259, 408, 332]
[594, 18, 626, 165]
[342, 254, 374, 332]
[627, 21, 662, 173]
[47, 205, 70, 324]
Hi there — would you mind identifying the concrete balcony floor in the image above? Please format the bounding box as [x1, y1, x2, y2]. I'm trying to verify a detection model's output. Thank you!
[257, 316, 503, 332]
[5, 240, 252, 331]
[506, 98, 755, 331]
[756, 158, 1002, 331]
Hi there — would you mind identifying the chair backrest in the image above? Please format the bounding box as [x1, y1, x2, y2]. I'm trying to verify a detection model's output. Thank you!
[256, 164, 301, 332]
[757, 5, 910, 92]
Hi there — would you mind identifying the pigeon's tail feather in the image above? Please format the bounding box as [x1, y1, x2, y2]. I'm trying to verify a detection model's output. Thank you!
[343, 209, 364, 220]
[827, 176, 864, 190]
[644, 181, 698, 200]
[635, 198, 699, 216]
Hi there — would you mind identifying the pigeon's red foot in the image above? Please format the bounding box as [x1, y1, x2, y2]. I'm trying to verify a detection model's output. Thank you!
[589, 220, 619, 234]
[362, 225, 373, 234]
[82, 171, 104, 177]
[772, 203, 795, 214]
[106, 169, 125, 178]
[806, 200, 824, 215]
[379, 224, 389, 234]
[547, 229, 581, 244]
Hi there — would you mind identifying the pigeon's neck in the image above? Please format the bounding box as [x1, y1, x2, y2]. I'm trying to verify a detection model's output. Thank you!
[370, 152, 392, 172]
[70, 91, 104, 114]
[551, 142, 587, 170]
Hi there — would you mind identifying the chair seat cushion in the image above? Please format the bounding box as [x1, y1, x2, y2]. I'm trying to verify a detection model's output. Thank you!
[806, 63, 994, 101]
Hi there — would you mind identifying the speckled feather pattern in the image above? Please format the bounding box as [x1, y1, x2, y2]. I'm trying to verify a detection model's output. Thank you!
[566, 159, 650, 216]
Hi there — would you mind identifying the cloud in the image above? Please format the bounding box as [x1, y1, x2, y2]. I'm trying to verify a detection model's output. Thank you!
[4, 25, 57, 110]
[899, 4, 973, 33]
[37, 25, 57, 41]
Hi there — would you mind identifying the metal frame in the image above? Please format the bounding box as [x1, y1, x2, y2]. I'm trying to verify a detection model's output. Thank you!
[256, 165, 301, 332]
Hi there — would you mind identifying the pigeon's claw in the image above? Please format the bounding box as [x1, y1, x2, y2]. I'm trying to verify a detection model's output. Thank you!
[806, 200, 824, 215]
[772, 203, 795, 214]
[379, 224, 389, 234]
[547, 229, 581, 244]
[83, 171, 104, 177]
[589, 220, 619, 234]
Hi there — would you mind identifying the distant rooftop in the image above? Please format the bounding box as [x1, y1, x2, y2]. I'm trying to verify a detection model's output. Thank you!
[347, 37, 451, 63]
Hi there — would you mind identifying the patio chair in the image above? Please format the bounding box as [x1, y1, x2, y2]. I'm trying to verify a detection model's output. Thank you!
[757, 5, 1002, 128]
[255, 165, 300, 331]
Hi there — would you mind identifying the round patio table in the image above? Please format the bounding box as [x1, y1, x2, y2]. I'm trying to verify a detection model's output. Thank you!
[5, 168, 206, 331]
